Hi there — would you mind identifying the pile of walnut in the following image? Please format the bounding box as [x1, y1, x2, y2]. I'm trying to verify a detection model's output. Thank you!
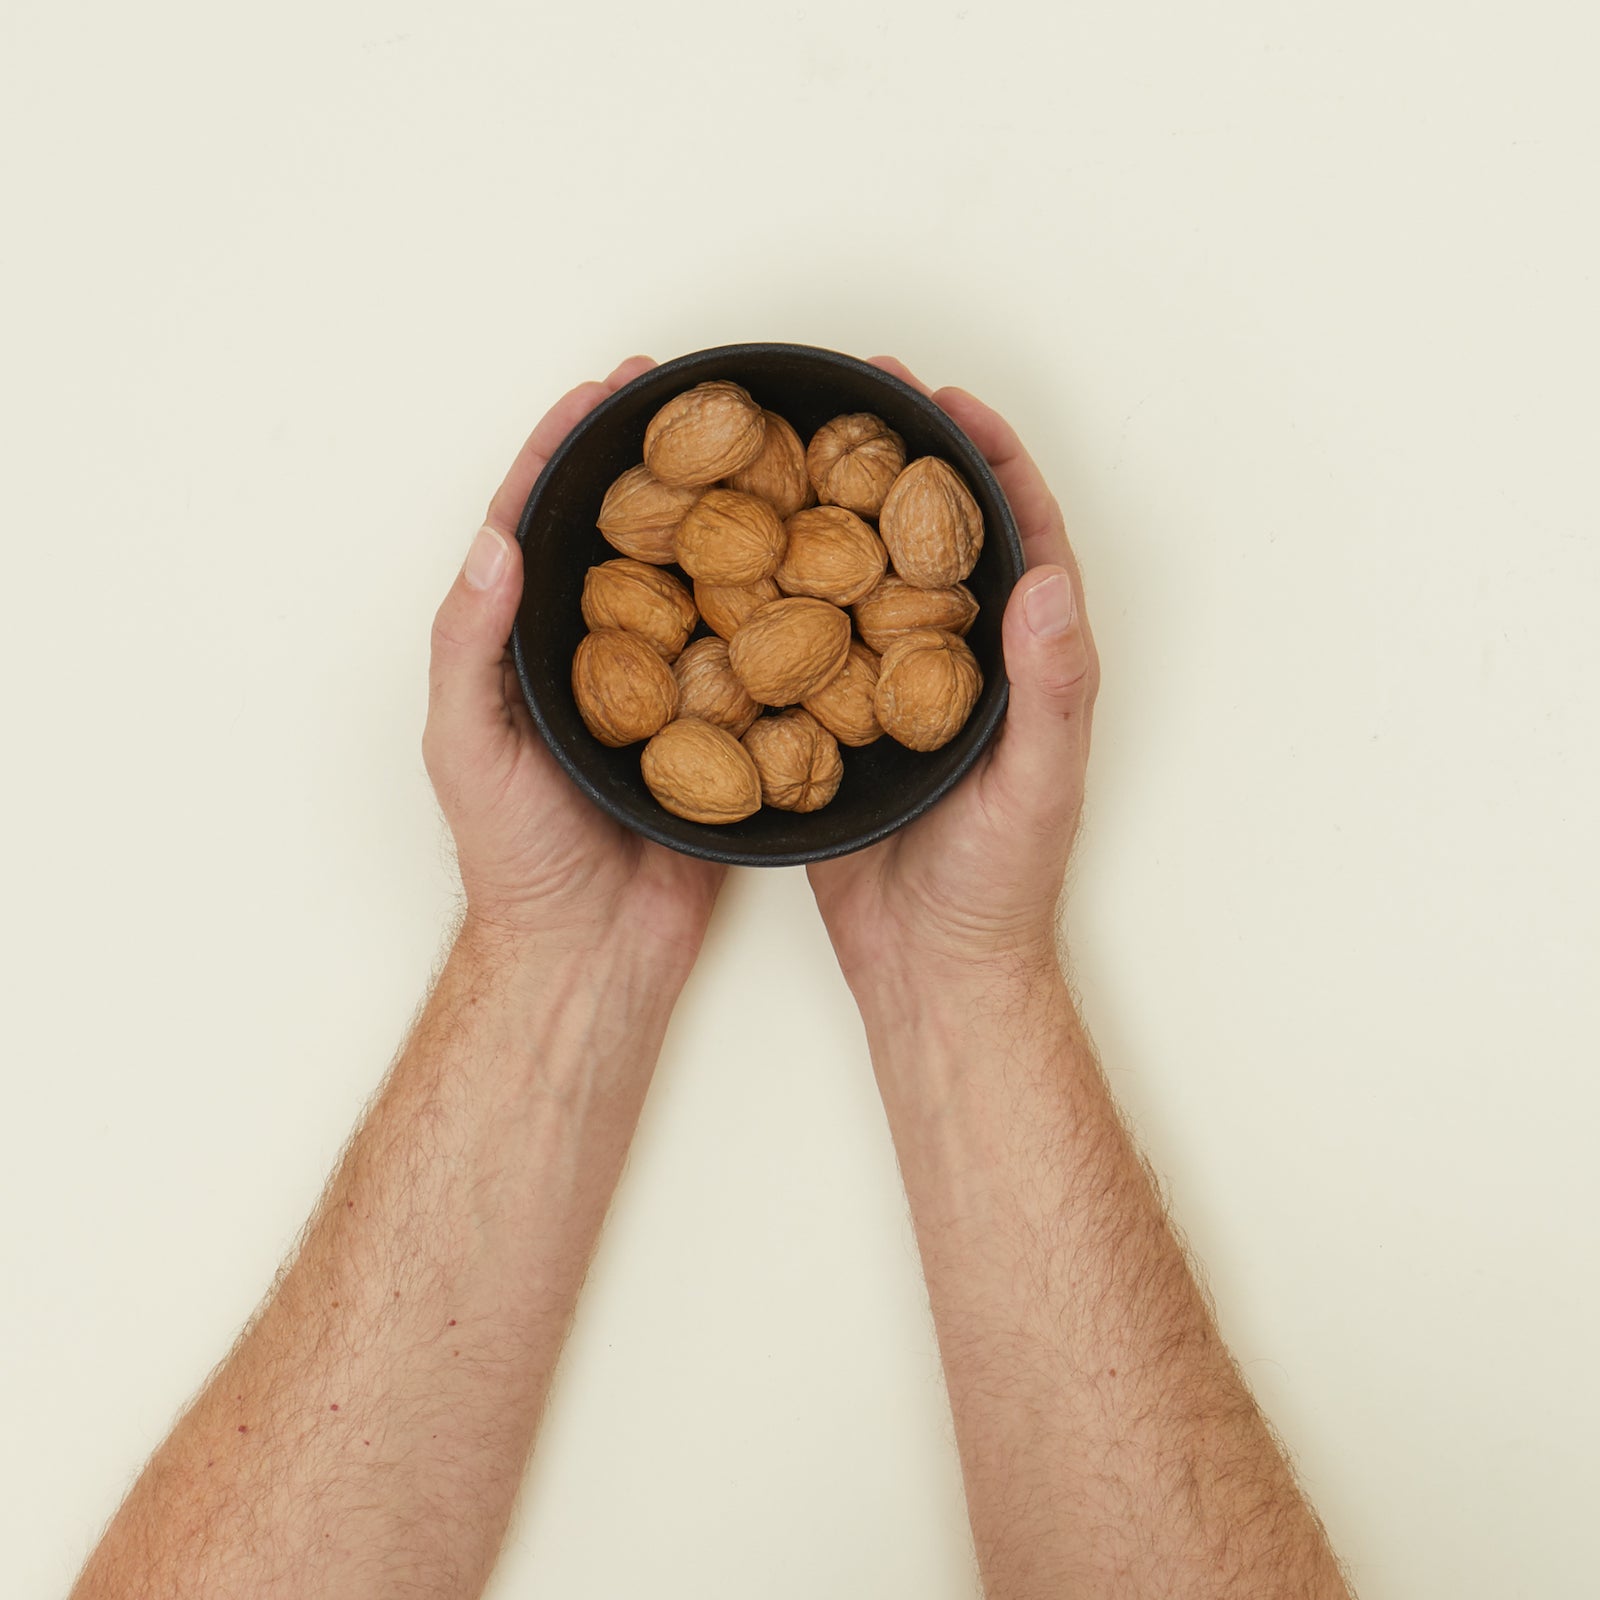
[570, 379, 984, 825]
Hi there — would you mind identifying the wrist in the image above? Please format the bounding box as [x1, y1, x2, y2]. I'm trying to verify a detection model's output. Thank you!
[445, 913, 689, 1073]
[850, 945, 1078, 1104]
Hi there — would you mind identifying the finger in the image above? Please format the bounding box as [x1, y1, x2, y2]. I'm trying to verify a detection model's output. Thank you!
[425, 523, 525, 773]
[867, 355, 935, 397]
[605, 354, 657, 390]
[484, 379, 614, 533]
[984, 566, 1095, 830]
[932, 386, 1072, 575]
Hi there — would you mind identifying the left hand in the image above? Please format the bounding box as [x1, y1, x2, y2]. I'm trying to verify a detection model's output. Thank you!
[423, 357, 724, 966]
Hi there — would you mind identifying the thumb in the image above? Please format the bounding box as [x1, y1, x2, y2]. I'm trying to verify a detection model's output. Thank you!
[988, 566, 1095, 827]
[425, 524, 522, 771]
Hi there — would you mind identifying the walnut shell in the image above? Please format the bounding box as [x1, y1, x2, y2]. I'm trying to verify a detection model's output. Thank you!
[595, 465, 702, 564]
[725, 410, 814, 519]
[878, 457, 984, 588]
[571, 628, 679, 747]
[852, 572, 979, 654]
[773, 506, 888, 606]
[675, 489, 787, 585]
[727, 597, 852, 707]
[806, 413, 906, 517]
[873, 629, 983, 752]
[673, 637, 761, 737]
[643, 381, 767, 488]
[693, 576, 782, 641]
[641, 717, 762, 824]
[742, 710, 843, 812]
[580, 559, 697, 661]
[802, 639, 882, 747]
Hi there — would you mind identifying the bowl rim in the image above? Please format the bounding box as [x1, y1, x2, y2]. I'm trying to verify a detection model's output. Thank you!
[511, 341, 1021, 867]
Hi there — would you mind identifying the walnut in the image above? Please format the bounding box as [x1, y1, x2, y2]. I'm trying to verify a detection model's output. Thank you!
[878, 457, 984, 588]
[727, 597, 852, 706]
[641, 717, 762, 823]
[725, 410, 814, 519]
[742, 710, 844, 812]
[872, 628, 982, 751]
[674, 489, 787, 585]
[773, 506, 887, 606]
[595, 465, 701, 564]
[579, 559, 697, 660]
[852, 572, 979, 654]
[806, 413, 906, 516]
[642, 381, 766, 488]
[571, 628, 679, 747]
[673, 637, 761, 737]
[801, 639, 882, 747]
[693, 575, 783, 641]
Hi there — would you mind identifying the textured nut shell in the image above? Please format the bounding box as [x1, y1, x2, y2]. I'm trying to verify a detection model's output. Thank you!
[571, 629, 679, 747]
[727, 597, 852, 707]
[773, 506, 888, 606]
[693, 576, 782, 641]
[852, 573, 979, 654]
[742, 710, 843, 812]
[805, 413, 906, 517]
[672, 637, 761, 737]
[595, 465, 702, 564]
[725, 410, 814, 519]
[675, 489, 787, 585]
[873, 629, 983, 752]
[641, 717, 762, 824]
[643, 381, 766, 488]
[580, 560, 698, 660]
[802, 639, 882, 747]
[878, 457, 985, 587]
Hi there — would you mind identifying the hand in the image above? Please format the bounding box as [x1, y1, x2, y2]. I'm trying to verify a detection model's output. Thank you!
[808, 358, 1099, 990]
[423, 357, 724, 965]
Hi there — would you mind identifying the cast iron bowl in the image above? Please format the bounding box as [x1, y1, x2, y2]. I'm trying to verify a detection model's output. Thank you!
[512, 342, 1024, 867]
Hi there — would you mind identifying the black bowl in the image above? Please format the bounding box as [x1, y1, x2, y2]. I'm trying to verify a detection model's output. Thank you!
[512, 343, 1024, 867]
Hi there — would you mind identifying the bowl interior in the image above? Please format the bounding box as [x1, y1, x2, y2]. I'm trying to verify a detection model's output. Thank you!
[512, 343, 1023, 867]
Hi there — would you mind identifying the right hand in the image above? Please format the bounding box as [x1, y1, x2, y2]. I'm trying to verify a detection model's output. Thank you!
[807, 358, 1100, 991]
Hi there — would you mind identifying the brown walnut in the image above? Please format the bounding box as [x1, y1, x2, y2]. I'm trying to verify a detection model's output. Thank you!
[579, 559, 697, 660]
[773, 506, 887, 606]
[595, 465, 702, 564]
[878, 457, 984, 588]
[742, 710, 844, 812]
[674, 489, 787, 586]
[641, 717, 762, 824]
[673, 637, 761, 737]
[802, 639, 882, 747]
[805, 413, 906, 516]
[571, 628, 679, 747]
[852, 572, 979, 654]
[642, 381, 766, 488]
[727, 597, 852, 706]
[872, 628, 983, 751]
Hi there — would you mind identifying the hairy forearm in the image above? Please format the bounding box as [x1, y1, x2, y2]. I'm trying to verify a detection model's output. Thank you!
[856, 957, 1348, 1600]
[74, 919, 683, 1600]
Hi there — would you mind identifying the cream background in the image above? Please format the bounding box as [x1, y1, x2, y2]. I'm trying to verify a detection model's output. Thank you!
[3, 2, 1597, 1594]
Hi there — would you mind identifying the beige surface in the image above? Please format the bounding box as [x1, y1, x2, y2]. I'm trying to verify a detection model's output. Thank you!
[3, 2, 1597, 1594]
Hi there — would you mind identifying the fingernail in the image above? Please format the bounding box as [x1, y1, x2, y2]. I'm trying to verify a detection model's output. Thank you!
[1024, 573, 1076, 638]
[463, 526, 508, 591]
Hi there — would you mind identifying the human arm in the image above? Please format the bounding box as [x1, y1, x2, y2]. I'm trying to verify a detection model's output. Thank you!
[810, 361, 1350, 1598]
[72, 358, 722, 1599]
